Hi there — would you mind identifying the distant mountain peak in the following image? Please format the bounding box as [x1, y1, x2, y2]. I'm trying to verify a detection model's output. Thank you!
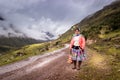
[0, 16, 5, 21]
[45, 31, 54, 38]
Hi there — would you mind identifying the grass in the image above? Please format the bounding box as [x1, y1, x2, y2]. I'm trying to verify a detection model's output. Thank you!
[81, 28, 120, 80]
[99, 30, 120, 39]
[77, 48, 120, 80]
[0, 40, 64, 66]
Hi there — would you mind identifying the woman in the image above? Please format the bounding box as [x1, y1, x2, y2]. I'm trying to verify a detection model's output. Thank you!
[70, 28, 86, 70]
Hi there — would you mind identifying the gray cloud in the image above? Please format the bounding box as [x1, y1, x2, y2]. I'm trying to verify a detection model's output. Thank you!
[0, 0, 115, 40]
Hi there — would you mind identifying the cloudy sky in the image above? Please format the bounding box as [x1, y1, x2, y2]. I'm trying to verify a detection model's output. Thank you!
[0, 0, 115, 40]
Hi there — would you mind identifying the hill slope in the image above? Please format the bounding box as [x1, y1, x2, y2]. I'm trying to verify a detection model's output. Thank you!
[60, 0, 120, 49]
[60, 0, 120, 41]
[59, 1, 120, 79]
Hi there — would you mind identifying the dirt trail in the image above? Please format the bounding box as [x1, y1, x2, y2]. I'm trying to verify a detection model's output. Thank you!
[0, 46, 79, 80]
[0, 46, 110, 80]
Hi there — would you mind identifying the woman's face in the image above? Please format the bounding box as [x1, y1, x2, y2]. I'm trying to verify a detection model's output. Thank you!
[75, 30, 80, 34]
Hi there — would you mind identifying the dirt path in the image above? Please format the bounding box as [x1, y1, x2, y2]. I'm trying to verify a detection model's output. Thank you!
[0, 46, 79, 80]
[0, 45, 111, 80]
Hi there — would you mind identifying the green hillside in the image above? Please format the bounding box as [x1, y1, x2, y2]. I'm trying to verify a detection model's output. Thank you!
[0, 36, 42, 47]
[72, 0, 120, 56]
[0, 39, 63, 66]
[60, 0, 120, 41]
[0, 36, 46, 55]
[59, 1, 120, 79]
[59, 0, 120, 55]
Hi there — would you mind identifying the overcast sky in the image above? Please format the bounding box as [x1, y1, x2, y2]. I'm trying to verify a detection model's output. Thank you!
[0, 0, 115, 39]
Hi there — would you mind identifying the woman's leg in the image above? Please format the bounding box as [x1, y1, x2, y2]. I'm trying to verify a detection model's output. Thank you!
[78, 61, 82, 70]
[72, 60, 77, 69]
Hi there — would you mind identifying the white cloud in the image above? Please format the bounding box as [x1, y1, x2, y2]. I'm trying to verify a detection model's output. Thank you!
[0, 0, 115, 40]
[21, 17, 71, 39]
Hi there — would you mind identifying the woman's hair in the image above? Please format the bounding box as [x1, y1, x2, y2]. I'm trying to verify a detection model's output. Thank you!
[75, 28, 80, 31]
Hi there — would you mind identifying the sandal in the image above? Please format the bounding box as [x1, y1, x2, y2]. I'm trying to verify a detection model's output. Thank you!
[77, 67, 80, 70]
[72, 67, 76, 69]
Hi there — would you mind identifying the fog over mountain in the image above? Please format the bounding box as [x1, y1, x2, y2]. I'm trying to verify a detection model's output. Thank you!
[0, 0, 115, 40]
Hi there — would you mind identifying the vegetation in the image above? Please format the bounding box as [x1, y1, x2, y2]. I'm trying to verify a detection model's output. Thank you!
[0, 39, 64, 66]
[58, 1, 120, 80]
[76, 48, 120, 80]
[60, 0, 120, 55]
[0, 36, 43, 47]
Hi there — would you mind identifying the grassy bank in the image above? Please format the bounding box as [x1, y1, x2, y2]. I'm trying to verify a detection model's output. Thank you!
[0, 40, 64, 66]
[77, 48, 120, 80]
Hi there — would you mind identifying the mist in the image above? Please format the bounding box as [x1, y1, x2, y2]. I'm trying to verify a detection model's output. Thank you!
[0, 0, 115, 40]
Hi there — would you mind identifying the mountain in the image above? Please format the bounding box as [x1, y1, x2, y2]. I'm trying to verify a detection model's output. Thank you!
[57, 1, 120, 79]
[0, 16, 46, 52]
[75, 0, 120, 39]
[0, 16, 4, 21]
[58, 0, 120, 58]
[0, 14, 55, 52]
[0, 36, 47, 54]
[60, 0, 120, 42]
[0, 36, 44, 47]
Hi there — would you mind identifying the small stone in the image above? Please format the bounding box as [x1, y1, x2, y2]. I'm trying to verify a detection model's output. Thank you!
[118, 69, 120, 72]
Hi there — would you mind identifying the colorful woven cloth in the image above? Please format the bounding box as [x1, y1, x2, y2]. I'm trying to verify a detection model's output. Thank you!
[71, 48, 86, 61]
